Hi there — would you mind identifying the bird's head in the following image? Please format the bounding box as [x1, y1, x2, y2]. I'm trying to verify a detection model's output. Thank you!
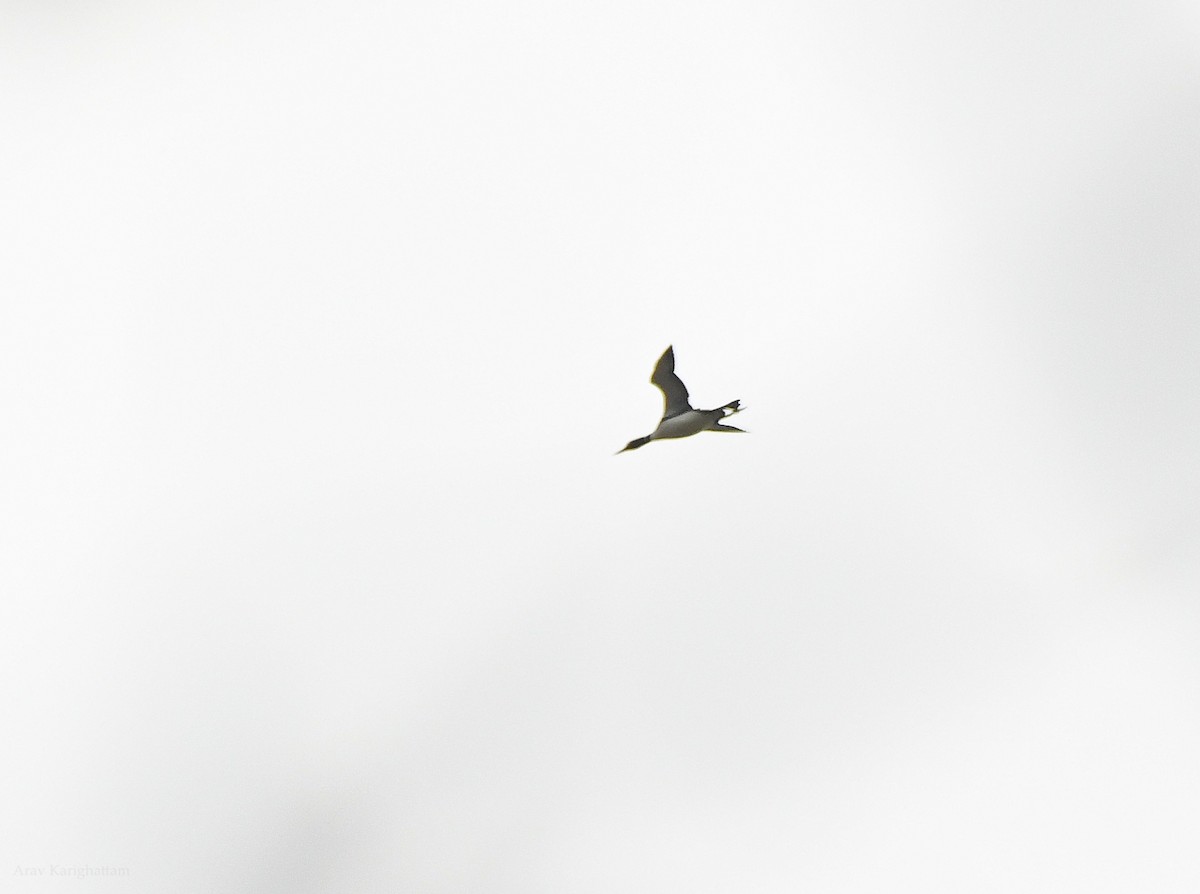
[617, 436, 651, 454]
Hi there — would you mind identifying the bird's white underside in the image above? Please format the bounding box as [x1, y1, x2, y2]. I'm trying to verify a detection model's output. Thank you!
[650, 411, 713, 440]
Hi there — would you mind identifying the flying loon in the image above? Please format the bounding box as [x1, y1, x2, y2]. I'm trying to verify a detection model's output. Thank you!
[618, 346, 745, 452]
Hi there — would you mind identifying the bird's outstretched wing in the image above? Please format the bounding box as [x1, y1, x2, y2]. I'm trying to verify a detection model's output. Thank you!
[650, 345, 692, 419]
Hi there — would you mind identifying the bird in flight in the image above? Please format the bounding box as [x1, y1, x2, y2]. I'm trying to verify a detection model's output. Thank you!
[618, 346, 745, 452]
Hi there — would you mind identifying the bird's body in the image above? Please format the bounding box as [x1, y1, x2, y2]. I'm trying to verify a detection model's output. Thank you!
[619, 346, 745, 452]
[650, 409, 723, 440]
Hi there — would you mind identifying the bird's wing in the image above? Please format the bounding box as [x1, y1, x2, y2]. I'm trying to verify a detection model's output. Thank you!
[650, 345, 692, 418]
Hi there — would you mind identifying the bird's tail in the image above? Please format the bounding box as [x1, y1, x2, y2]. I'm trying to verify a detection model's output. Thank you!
[719, 399, 743, 416]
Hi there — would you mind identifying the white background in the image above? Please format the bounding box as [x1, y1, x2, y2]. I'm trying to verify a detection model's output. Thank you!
[3, 1, 1199, 891]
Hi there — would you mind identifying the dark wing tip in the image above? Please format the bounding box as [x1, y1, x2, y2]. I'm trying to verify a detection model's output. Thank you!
[655, 345, 675, 374]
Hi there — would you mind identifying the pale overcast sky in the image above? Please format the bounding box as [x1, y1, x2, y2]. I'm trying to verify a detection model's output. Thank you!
[3, 1, 1200, 891]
